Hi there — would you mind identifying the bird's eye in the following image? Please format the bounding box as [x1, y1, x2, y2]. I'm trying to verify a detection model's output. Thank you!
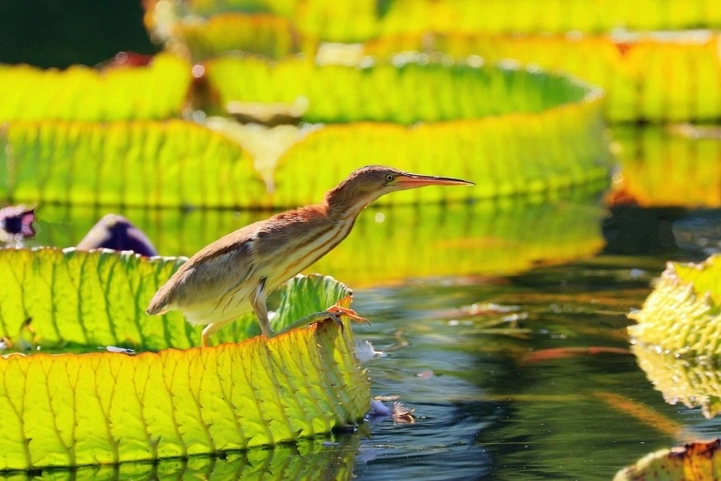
[385, 174, 395, 182]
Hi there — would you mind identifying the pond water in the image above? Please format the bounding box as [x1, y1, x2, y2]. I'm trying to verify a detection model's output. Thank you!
[20, 201, 721, 480]
[355, 260, 659, 480]
[350, 207, 721, 480]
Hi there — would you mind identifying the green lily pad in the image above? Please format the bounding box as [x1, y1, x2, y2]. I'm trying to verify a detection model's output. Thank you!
[0, 248, 369, 470]
[629, 254, 721, 417]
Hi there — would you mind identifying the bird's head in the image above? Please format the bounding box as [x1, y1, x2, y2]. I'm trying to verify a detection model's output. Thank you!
[326, 165, 474, 218]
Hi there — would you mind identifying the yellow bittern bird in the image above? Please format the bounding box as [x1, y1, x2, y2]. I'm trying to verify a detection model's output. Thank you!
[146, 165, 473, 346]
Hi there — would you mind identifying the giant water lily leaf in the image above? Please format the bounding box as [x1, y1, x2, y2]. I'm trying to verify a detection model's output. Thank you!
[308, 0, 721, 38]
[153, 12, 304, 61]
[0, 119, 268, 208]
[272, 111, 610, 205]
[143, 0, 721, 123]
[0, 53, 191, 122]
[204, 56, 595, 124]
[0, 106, 611, 208]
[0, 55, 611, 206]
[138, 2, 721, 124]
[0, 247, 190, 350]
[614, 439, 721, 481]
[0, 247, 355, 350]
[629, 254, 721, 357]
[629, 254, 721, 417]
[0, 248, 369, 470]
[144, 0, 721, 43]
[203, 56, 611, 203]
[363, 31, 721, 123]
[0, 319, 369, 470]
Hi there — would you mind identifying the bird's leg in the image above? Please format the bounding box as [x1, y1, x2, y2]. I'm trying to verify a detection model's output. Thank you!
[279, 311, 344, 334]
[279, 295, 369, 334]
[201, 316, 243, 346]
[250, 278, 274, 338]
[201, 322, 225, 347]
[200, 279, 272, 347]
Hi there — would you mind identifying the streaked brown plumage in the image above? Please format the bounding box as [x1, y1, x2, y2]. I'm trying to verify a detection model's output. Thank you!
[146, 165, 474, 346]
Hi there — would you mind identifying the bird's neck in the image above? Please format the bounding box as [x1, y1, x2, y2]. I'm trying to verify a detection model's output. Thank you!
[324, 187, 375, 223]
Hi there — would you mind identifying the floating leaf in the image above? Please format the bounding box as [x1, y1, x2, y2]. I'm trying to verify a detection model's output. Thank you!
[272, 112, 610, 205]
[0, 113, 611, 207]
[0, 319, 369, 470]
[629, 255, 721, 417]
[206, 57, 611, 201]
[0, 248, 190, 350]
[614, 439, 721, 481]
[0, 52, 611, 207]
[629, 254, 721, 358]
[0, 247, 356, 350]
[364, 31, 721, 123]
[166, 13, 304, 61]
[0, 119, 267, 208]
[0, 248, 369, 470]
[144, 0, 721, 42]
[204, 56, 596, 124]
[0, 53, 191, 122]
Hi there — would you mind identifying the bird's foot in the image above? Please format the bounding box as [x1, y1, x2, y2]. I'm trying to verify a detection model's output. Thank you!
[279, 296, 369, 334]
[325, 296, 370, 326]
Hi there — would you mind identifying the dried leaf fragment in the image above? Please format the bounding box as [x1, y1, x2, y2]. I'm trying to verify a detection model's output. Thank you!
[615, 439, 721, 481]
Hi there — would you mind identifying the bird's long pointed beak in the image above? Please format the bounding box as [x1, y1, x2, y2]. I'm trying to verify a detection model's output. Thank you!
[396, 173, 475, 188]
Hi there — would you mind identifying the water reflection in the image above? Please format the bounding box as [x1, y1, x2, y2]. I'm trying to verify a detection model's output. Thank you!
[0, 436, 361, 481]
[612, 125, 721, 208]
[33, 194, 606, 285]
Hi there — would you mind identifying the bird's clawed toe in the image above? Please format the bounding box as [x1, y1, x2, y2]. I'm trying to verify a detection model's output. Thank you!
[325, 295, 371, 326]
[277, 297, 369, 335]
[324, 311, 345, 332]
